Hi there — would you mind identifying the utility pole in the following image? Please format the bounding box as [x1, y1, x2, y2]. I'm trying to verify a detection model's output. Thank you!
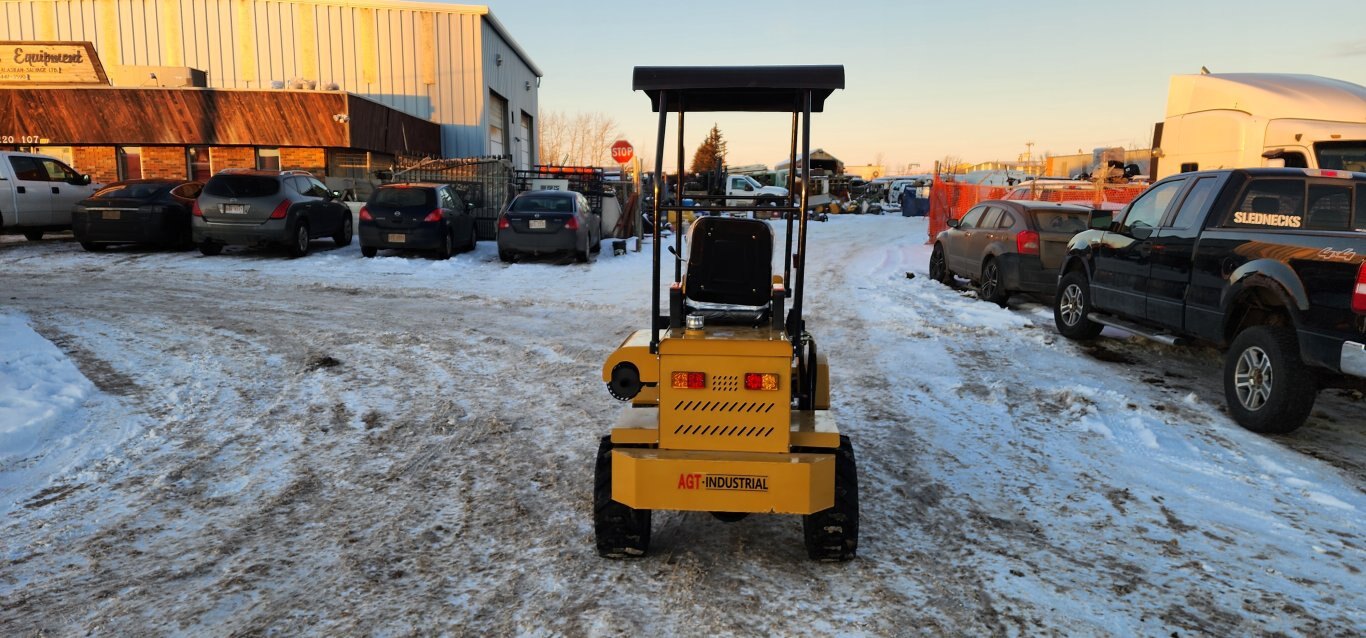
[1024, 141, 1035, 175]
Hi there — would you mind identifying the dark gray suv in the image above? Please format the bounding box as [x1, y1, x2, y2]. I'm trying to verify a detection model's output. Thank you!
[193, 169, 352, 257]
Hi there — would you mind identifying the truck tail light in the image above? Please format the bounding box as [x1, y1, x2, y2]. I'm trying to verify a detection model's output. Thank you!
[423, 208, 443, 222]
[269, 199, 292, 219]
[359, 206, 373, 221]
[671, 371, 705, 389]
[192, 200, 203, 217]
[1016, 230, 1040, 255]
[1353, 262, 1366, 314]
[744, 373, 779, 391]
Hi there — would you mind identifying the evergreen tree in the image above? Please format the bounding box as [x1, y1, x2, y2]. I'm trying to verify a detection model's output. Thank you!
[689, 124, 727, 174]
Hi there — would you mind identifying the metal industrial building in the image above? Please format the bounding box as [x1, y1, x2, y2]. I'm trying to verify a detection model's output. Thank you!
[0, 0, 541, 184]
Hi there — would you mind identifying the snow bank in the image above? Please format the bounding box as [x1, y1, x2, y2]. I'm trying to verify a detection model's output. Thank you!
[0, 311, 93, 466]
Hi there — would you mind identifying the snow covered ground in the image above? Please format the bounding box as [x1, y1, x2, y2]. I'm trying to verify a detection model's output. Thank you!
[1, 216, 1361, 636]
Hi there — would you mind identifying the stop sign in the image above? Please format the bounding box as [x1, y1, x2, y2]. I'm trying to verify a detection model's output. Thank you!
[610, 140, 634, 164]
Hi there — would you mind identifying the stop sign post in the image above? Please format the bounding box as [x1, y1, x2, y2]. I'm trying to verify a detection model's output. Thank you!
[611, 140, 634, 164]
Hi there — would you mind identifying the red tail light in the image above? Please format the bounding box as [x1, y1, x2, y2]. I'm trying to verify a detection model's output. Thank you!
[359, 206, 373, 221]
[269, 199, 292, 219]
[497, 215, 510, 230]
[192, 200, 203, 217]
[1016, 230, 1040, 255]
[744, 373, 780, 391]
[1353, 262, 1366, 314]
[565, 216, 579, 230]
[423, 208, 444, 223]
[671, 371, 706, 389]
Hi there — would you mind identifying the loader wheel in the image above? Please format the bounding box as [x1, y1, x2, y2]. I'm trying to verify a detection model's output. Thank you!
[801, 435, 858, 561]
[594, 436, 651, 558]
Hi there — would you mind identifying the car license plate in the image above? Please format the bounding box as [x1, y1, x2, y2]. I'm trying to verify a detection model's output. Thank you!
[529, 219, 547, 229]
[388, 233, 405, 243]
[101, 210, 121, 220]
[222, 204, 247, 215]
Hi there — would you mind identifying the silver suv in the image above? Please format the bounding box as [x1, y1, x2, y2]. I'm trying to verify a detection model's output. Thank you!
[193, 169, 352, 257]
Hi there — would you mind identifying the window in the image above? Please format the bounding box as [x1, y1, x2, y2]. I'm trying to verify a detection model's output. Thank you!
[1281, 152, 1308, 169]
[1179, 162, 1198, 173]
[979, 207, 1003, 229]
[997, 212, 1016, 229]
[1305, 184, 1351, 231]
[1168, 177, 1219, 229]
[1314, 141, 1366, 172]
[8, 156, 46, 181]
[957, 206, 987, 229]
[488, 91, 509, 157]
[1118, 178, 1185, 234]
[118, 147, 143, 180]
[188, 146, 211, 181]
[257, 148, 281, 171]
[1357, 185, 1366, 230]
[307, 178, 331, 198]
[1226, 179, 1306, 228]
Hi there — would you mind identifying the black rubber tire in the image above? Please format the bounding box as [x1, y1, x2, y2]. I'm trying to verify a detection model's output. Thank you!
[333, 214, 353, 247]
[929, 243, 951, 284]
[198, 241, 223, 256]
[288, 221, 311, 258]
[464, 220, 478, 252]
[80, 242, 106, 252]
[499, 249, 516, 263]
[576, 236, 593, 264]
[436, 228, 453, 260]
[1223, 326, 1317, 434]
[594, 436, 651, 558]
[361, 246, 378, 258]
[801, 435, 858, 561]
[23, 230, 43, 241]
[979, 258, 1009, 307]
[1054, 270, 1103, 340]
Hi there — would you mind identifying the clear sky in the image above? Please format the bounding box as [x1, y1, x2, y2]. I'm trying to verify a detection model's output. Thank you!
[479, 0, 1366, 172]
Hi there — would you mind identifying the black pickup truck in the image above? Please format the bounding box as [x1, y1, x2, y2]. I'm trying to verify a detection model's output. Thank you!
[1053, 168, 1366, 434]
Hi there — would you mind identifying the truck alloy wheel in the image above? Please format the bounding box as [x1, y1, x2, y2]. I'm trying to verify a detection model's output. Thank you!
[1222, 326, 1316, 434]
[1054, 271, 1103, 339]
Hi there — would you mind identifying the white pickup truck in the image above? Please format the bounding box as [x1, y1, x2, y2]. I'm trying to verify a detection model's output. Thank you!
[0, 151, 97, 240]
[723, 173, 789, 208]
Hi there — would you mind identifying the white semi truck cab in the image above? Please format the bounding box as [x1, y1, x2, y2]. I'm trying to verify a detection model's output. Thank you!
[1153, 73, 1366, 180]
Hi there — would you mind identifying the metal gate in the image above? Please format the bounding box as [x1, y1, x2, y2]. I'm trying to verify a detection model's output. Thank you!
[383, 156, 515, 241]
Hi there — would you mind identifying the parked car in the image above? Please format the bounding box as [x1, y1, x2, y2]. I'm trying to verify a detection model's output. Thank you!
[0, 151, 97, 240]
[929, 200, 1093, 305]
[1053, 168, 1366, 434]
[192, 169, 351, 258]
[497, 190, 602, 263]
[1000, 179, 1131, 212]
[71, 179, 202, 251]
[358, 183, 477, 259]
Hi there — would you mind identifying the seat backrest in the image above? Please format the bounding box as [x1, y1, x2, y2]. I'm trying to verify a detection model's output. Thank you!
[684, 216, 773, 306]
[1251, 196, 1279, 214]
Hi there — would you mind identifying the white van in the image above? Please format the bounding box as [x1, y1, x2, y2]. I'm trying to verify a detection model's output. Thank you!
[0, 151, 97, 240]
[1153, 73, 1366, 179]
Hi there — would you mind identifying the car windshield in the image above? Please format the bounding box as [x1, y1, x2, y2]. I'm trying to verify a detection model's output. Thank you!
[371, 187, 435, 208]
[92, 182, 174, 200]
[1314, 141, 1366, 172]
[204, 175, 280, 198]
[510, 195, 573, 213]
[742, 176, 764, 189]
[1031, 210, 1090, 232]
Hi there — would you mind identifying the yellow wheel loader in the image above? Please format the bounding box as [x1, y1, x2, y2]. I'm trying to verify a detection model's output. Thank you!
[595, 66, 857, 561]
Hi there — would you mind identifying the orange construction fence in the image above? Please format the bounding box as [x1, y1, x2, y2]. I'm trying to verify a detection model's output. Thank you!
[927, 176, 1149, 241]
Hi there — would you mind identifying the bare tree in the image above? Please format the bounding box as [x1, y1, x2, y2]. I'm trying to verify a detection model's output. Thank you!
[538, 110, 621, 166]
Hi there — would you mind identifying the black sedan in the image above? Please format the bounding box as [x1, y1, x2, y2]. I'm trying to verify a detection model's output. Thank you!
[929, 199, 1093, 305]
[359, 183, 478, 259]
[497, 190, 602, 263]
[71, 179, 203, 251]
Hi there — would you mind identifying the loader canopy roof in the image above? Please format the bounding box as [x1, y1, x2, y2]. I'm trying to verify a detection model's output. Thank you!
[633, 66, 845, 112]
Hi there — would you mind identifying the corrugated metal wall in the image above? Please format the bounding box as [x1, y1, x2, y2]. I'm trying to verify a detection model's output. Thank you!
[0, 0, 538, 161]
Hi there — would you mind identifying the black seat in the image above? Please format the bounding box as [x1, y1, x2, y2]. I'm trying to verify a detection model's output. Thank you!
[684, 217, 773, 306]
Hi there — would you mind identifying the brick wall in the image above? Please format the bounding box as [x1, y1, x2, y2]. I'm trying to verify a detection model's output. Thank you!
[210, 147, 255, 171]
[72, 147, 117, 184]
[281, 147, 326, 176]
[140, 146, 188, 179]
